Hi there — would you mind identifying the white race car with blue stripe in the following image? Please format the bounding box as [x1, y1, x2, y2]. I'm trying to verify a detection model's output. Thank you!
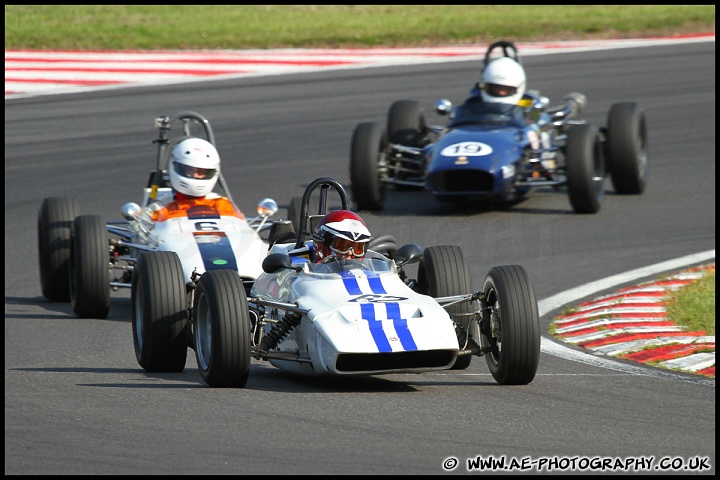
[251, 255, 461, 376]
[188, 177, 542, 389]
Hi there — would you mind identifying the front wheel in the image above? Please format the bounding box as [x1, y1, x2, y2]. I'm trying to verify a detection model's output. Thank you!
[132, 251, 188, 372]
[480, 265, 540, 385]
[194, 269, 251, 388]
[70, 215, 110, 319]
[350, 122, 387, 212]
[566, 123, 605, 214]
[416, 245, 474, 370]
[605, 102, 648, 194]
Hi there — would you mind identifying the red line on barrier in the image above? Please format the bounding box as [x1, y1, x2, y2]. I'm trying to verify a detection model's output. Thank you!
[5, 78, 125, 85]
[621, 343, 715, 363]
[6, 56, 354, 66]
[5, 66, 248, 75]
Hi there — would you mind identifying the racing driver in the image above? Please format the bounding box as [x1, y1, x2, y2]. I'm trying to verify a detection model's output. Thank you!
[148, 137, 245, 222]
[311, 210, 372, 263]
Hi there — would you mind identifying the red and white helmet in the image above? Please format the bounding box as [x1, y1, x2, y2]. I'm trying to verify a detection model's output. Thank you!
[312, 210, 371, 261]
[169, 138, 220, 198]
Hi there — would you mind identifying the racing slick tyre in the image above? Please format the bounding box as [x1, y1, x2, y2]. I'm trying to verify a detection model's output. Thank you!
[350, 122, 387, 212]
[132, 251, 189, 372]
[480, 265, 540, 385]
[387, 100, 428, 147]
[387, 100, 428, 191]
[566, 123, 605, 214]
[605, 102, 648, 195]
[287, 196, 306, 235]
[69, 215, 110, 319]
[193, 269, 252, 388]
[368, 234, 399, 259]
[416, 245, 474, 370]
[37, 197, 80, 302]
[267, 219, 297, 247]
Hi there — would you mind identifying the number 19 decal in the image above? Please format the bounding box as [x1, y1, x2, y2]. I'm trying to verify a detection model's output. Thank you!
[440, 141, 493, 157]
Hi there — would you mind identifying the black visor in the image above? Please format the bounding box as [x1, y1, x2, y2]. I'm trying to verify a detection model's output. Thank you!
[483, 83, 517, 97]
[173, 162, 217, 180]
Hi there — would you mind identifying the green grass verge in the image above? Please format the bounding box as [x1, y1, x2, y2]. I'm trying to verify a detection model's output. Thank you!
[4, 5, 715, 50]
[665, 268, 715, 336]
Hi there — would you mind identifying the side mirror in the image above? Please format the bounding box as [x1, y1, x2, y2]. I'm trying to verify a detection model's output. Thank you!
[257, 198, 279, 218]
[533, 96, 550, 111]
[435, 99, 453, 116]
[394, 243, 423, 266]
[122, 202, 142, 220]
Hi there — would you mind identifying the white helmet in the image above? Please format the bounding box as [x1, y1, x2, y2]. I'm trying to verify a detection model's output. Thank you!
[481, 57, 526, 105]
[169, 138, 220, 197]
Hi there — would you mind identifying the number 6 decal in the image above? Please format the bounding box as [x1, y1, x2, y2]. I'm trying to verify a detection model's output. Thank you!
[195, 221, 219, 231]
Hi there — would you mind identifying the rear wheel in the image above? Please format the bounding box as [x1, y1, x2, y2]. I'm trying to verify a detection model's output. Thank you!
[566, 123, 605, 214]
[480, 265, 540, 385]
[288, 197, 312, 232]
[367, 234, 399, 259]
[287, 194, 340, 235]
[70, 215, 110, 319]
[132, 251, 188, 372]
[387, 100, 428, 191]
[194, 269, 251, 388]
[417, 245, 474, 370]
[605, 102, 648, 194]
[37, 197, 80, 301]
[387, 100, 428, 147]
[350, 122, 387, 212]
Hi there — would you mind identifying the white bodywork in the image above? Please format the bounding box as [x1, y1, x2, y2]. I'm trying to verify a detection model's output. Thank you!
[251, 253, 460, 376]
[141, 187, 266, 283]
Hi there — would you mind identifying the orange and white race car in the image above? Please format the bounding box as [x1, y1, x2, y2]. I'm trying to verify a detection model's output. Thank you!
[37, 111, 278, 371]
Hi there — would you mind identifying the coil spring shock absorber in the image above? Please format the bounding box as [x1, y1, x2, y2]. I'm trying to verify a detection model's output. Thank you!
[453, 316, 470, 350]
[259, 311, 302, 354]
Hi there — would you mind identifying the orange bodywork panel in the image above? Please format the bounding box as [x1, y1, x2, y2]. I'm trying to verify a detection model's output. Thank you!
[152, 197, 245, 222]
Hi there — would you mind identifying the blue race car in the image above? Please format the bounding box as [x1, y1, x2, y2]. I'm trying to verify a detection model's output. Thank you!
[349, 41, 648, 214]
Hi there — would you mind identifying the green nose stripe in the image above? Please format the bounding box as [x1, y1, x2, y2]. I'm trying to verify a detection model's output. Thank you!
[212, 259, 228, 265]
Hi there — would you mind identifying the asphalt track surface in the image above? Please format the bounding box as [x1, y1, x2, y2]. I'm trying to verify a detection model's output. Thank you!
[4, 38, 715, 475]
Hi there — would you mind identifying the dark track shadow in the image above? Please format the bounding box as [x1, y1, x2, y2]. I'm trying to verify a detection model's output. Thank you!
[6, 295, 133, 323]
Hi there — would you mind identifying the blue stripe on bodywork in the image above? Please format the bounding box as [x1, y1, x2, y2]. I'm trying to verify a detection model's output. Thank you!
[340, 270, 387, 294]
[361, 303, 391, 352]
[194, 233, 238, 271]
[341, 270, 417, 352]
[367, 276, 387, 294]
[340, 272, 363, 295]
[385, 303, 418, 350]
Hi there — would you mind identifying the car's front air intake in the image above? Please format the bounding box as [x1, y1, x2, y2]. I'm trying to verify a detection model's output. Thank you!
[335, 350, 456, 372]
[429, 170, 494, 193]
